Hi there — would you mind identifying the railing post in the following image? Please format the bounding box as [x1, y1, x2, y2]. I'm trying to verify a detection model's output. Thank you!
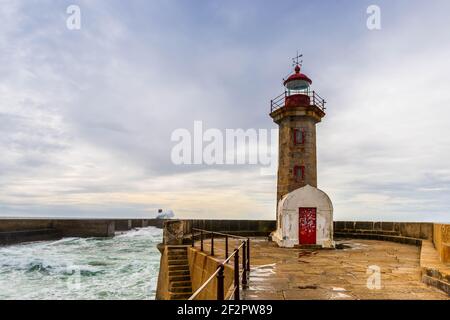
[217, 265, 225, 300]
[200, 231, 203, 252]
[242, 241, 248, 287]
[211, 232, 214, 256]
[225, 235, 229, 262]
[191, 229, 194, 248]
[234, 249, 240, 300]
[246, 238, 250, 272]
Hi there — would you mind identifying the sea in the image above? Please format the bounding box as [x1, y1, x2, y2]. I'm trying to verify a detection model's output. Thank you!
[0, 227, 162, 300]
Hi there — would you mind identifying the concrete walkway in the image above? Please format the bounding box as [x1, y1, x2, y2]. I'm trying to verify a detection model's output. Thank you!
[244, 238, 448, 300]
[197, 238, 449, 299]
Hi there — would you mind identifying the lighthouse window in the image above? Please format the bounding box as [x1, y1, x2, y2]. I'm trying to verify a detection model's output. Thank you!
[294, 129, 305, 145]
[294, 165, 305, 180]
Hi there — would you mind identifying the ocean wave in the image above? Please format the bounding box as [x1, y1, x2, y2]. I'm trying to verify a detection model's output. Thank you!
[0, 227, 162, 299]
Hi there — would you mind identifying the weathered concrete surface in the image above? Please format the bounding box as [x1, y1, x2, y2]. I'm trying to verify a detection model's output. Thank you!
[156, 245, 170, 300]
[0, 219, 116, 242]
[270, 100, 325, 202]
[156, 244, 234, 300]
[420, 240, 450, 294]
[114, 219, 132, 231]
[0, 220, 53, 232]
[0, 219, 162, 245]
[334, 221, 434, 240]
[433, 224, 450, 263]
[188, 247, 234, 300]
[0, 229, 61, 245]
[229, 238, 448, 300]
[163, 220, 186, 245]
[163, 220, 276, 244]
[147, 219, 165, 228]
[190, 220, 275, 236]
[52, 220, 115, 237]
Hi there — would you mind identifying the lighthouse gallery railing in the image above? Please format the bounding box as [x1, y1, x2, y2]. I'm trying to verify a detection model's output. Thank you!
[270, 89, 326, 113]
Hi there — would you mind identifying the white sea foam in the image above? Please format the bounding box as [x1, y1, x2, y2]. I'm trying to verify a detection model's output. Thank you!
[0, 227, 162, 300]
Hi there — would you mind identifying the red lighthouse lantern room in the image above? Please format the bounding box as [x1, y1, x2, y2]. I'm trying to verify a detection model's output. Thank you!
[283, 64, 312, 107]
[270, 54, 326, 114]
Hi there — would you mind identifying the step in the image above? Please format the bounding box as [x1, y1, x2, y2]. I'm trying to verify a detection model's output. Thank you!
[169, 292, 192, 300]
[168, 250, 188, 254]
[168, 254, 188, 260]
[168, 248, 188, 254]
[168, 250, 187, 254]
[168, 265, 190, 271]
[169, 270, 190, 277]
[169, 275, 190, 282]
[170, 286, 192, 293]
[168, 259, 188, 265]
[170, 280, 192, 288]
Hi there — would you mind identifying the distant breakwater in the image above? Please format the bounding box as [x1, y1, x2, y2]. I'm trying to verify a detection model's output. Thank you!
[0, 219, 165, 246]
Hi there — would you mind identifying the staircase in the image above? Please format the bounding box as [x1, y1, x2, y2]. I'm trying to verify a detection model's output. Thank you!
[167, 246, 193, 300]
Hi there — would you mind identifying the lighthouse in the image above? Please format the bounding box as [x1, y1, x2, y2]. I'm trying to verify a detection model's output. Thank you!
[270, 54, 334, 248]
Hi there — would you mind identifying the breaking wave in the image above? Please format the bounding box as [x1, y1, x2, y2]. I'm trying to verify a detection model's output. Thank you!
[0, 227, 162, 300]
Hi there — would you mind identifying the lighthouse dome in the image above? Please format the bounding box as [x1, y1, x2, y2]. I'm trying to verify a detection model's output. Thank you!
[283, 65, 312, 90]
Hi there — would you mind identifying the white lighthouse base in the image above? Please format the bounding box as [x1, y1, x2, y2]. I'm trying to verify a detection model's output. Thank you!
[273, 185, 335, 249]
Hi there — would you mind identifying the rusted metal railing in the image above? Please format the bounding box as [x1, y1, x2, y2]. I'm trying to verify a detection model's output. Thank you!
[189, 228, 251, 300]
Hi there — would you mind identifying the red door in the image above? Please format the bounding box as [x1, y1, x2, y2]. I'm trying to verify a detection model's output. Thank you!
[299, 208, 317, 245]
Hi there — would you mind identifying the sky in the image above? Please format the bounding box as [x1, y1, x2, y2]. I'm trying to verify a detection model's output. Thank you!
[0, 0, 449, 222]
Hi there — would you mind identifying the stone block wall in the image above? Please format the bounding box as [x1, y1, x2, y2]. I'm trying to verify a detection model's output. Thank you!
[114, 219, 132, 231]
[155, 245, 169, 300]
[0, 219, 53, 232]
[162, 219, 276, 245]
[334, 221, 434, 240]
[433, 224, 450, 263]
[52, 220, 115, 237]
[187, 247, 234, 300]
[0, 218, 157, 245]
[276, 116, 318, 201]
[188, 219, 276, 236]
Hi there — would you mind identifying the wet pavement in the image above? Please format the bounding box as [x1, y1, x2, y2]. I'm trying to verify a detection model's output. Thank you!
[198, 238, 449, 300]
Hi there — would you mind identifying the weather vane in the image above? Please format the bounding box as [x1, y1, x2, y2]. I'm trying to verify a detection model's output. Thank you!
[292, 51, 303, 68]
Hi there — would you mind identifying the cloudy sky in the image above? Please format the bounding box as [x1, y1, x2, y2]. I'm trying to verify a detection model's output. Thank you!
[1, 0, 449, 222]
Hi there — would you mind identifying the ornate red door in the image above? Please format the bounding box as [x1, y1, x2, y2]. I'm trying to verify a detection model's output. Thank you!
[299, 208, 316, 245]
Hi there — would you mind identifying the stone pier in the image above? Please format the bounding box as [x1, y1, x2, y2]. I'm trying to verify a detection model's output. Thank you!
[0, 218, 165, 245]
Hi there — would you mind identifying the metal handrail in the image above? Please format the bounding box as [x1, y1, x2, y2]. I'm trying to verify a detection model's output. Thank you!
[188, 264, 223, 300]
[192, 228, 248, 240]
[188, 229, 250, 300]
[270, 89, 326, 113]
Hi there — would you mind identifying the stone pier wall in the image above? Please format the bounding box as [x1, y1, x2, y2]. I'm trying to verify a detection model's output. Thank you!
[334, 221, 434, 240]
[433, 224, 450, 263]
[0, 218, 165, 245]
[162, 219, 276, 245]
[335, 221, 449, 264]
[52, 220, 115, 237]
[187, 247, 234, 300]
